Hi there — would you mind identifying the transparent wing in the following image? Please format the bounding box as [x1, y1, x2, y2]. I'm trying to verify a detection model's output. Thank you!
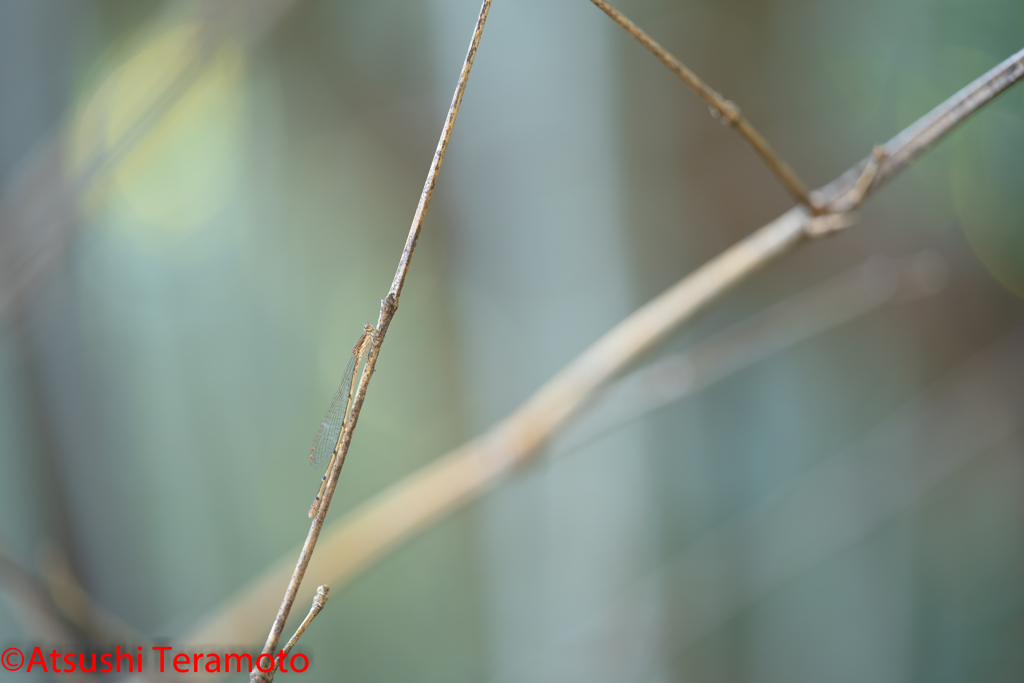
[309, 352, 358, 470]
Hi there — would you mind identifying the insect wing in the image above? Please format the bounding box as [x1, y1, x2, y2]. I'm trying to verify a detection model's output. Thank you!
[309, 354, 357, 469]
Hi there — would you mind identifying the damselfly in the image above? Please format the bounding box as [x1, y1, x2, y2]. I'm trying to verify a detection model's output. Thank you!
[307, 324, 376, 518]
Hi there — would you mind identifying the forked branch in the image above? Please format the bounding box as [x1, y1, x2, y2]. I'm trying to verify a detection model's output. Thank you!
[281, 586, 328, 655]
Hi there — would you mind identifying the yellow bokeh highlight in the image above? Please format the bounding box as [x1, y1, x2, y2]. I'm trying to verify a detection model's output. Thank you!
[949, 108, 1024, 299]
[74, 24, 245, 256]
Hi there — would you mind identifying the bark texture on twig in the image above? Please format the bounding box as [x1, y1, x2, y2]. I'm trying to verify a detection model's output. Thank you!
[184, 47, 1024, 665]
[589, 0, 814, 209]
[248, 2, 492, 681]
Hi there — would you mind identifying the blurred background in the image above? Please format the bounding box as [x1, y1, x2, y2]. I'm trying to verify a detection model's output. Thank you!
[0, 0, 1022, 681]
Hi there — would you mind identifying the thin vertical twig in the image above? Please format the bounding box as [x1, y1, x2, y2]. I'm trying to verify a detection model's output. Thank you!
[589, 0, 816, 210]
[249, 2, 492, 681]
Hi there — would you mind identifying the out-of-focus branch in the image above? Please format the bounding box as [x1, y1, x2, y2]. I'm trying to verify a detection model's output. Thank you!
[588, 0, 815, 209]
[179, 48, 1024, 663]
[503, 327, 1024, 681]
[0, 541, 95, 683]
[38, 542, 149, 646]
[0, 541, 69, 644]
[249, 3, 492, 682]
[552, 252, 947, 456]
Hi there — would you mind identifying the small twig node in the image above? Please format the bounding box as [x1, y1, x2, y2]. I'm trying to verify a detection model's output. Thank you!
[848, 145, 889, 207]
[805, 211, 860, 238]
[709, 100, 742, 127]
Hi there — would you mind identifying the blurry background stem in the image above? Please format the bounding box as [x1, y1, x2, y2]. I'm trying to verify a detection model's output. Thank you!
[37, 541, 150, 646]
[0, 539, 95, 683]
[552, 251, 948, 456]
[499, 324, 1024, 681]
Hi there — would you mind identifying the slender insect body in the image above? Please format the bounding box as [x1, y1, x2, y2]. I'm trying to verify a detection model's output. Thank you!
[307, 324, 377, 518]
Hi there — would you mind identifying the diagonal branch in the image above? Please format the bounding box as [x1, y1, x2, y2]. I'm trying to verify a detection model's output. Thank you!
[552, 252, 946, 456]
[813, 48, 1024, 211]
[248, 2, 492, 681]
[589, 0, 816, 209]
[182, 47, 1024, 664]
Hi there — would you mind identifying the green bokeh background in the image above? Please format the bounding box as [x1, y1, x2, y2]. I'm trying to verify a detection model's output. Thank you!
[0, 0, 1022, 681]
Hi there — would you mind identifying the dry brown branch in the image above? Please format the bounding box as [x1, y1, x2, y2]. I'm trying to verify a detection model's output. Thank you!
[180, 47, 1024, 664]
[248, 2, 492, 681]
[589, 0, 815, 209]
